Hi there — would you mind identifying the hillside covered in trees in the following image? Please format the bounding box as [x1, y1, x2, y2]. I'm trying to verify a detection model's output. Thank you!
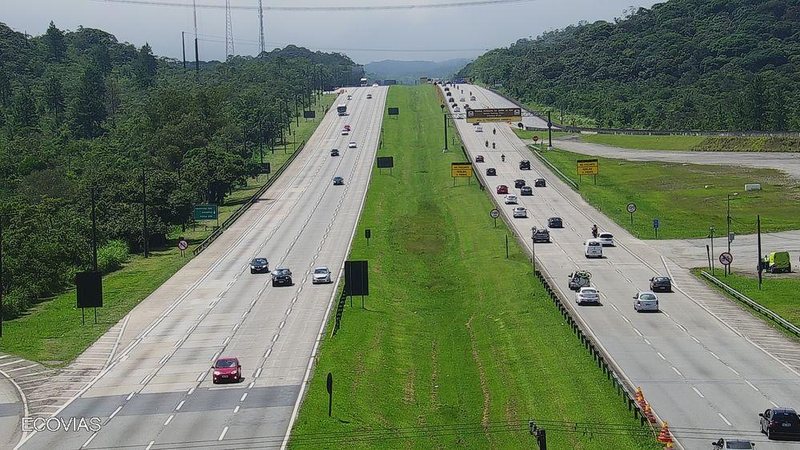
[0, 21, 362, 317]
[461, 0, 800, 131]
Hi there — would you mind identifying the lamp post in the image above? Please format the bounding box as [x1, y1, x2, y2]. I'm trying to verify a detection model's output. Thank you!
[0, 215, 4, 337]
[531, 226, 537, 275]
[726, 192, 738, 274]
[440, 104, 448, 151]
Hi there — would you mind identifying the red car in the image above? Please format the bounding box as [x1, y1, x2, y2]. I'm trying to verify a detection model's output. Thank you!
[212, 357, 242, 383]
[475, 155, 485, 163]
[496, 185, 508, 194]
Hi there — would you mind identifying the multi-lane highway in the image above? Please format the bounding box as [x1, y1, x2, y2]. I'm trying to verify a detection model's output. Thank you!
[447, 84, 800, 449]
[17, 87, 387, 449]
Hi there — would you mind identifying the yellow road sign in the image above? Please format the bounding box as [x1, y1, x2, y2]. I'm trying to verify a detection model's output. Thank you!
[577, 159, 599, 175]
[451, 162, 473, 177]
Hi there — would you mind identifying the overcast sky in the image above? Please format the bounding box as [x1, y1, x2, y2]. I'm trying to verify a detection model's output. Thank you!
[3, 0, 660, 64]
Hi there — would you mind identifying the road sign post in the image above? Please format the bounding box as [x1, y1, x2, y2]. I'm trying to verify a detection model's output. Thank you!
[178, 237, 189, 257]
[719, 252, 733, 276]
[626, 203, 637, 226]
[653, 218, 660, 239]
[490, 208, 500, 228]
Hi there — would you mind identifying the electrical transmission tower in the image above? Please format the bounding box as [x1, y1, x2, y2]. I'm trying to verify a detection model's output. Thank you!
[225, 0, 235, 59]
[258, 0, 265, 55]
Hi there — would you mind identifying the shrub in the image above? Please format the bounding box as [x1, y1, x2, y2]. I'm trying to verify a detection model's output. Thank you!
[97, 240, 129, 274]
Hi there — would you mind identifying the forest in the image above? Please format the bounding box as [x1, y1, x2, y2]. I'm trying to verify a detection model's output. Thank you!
[0, 21, 363, 318]
[461, 0, 800, 131]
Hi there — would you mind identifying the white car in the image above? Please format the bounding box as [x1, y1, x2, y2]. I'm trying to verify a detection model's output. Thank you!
[341, 130, 349, 135]
[312, 267, 332, 284]
[366, 94, 373, 99]
[475, 126, 483, 132]
[453, 106, 461, 112]
[633, 291, 659, 312]
[576, 287, 600, 305]
[598, 232, 615, 246]
[348, 141, 357, 148]
[512, 207, 527, 218]
[504, 194, 518, 205]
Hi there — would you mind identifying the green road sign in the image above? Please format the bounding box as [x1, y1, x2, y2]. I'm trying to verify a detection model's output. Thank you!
[193, 204, 218, 221]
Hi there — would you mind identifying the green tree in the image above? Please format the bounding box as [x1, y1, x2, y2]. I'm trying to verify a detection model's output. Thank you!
[68, 64, 107, 138]
[8, 89, 39, 131]
[132, 43, 157, 87]
[43, 21, 67, 62]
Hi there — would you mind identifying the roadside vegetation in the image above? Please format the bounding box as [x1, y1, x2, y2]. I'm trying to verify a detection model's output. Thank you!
[291, 85, 659, 449]
[537, 148, 800, 239]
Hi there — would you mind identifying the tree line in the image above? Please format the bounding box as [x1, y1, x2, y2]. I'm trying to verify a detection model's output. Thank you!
[0, 21, 364, 318]
[461, 0, 800, 131]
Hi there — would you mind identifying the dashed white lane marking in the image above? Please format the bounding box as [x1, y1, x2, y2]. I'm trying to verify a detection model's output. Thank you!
[82, 432, 98, 448]
[126, 392, 135, 401]
[692, 387, 705, 398]
[728, 366, 740, 376]
[709, 351, 720, 360]
[771, 400, 780, 408]
[644, 339, 651, 345]
[657, 352, 666, 361]
[672, 367, 683, 377]
[188, 387, 195, 396]
[691, 336, 700, 344]
[174, 339, 182, 348]
[662, 312, 671, 318]
[210, 351, 220, 362]
[633, 328, 643, 337]
[621, 316, 631, 324]
[109, 405, 123, 420]
[272, 334, 279, 343]
[222, 337, 230, 346]
[218, 426, 229, 441]
[251, 298, 257, 307]
[248, 381, 255, 389]
[234, 405, 240, 414]
[176, 400, 185, 411]
[164, 414, 174, 426]
[718, 413, 732, 426]
[263, 348, 272, 359]
[196, 371, 207, 382]
[745, 380, 759, 391]
[255, 367, 262, 378]
[241, 311, 248, 318]
[146, 441, 155, 450]
[240, 392, 248, 402]
[279, 321, 286, 329]
[159, 355, 170, 365]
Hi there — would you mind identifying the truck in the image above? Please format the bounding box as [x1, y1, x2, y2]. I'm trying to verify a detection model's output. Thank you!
[336, 104, 347, 116]
[761, 251, 791, 273]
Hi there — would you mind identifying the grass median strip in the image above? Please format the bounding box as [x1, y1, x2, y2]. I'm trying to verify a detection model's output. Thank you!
[538, 148, 800, 239]
[291, 85, 658, 449]
[0, 95, 334, 365]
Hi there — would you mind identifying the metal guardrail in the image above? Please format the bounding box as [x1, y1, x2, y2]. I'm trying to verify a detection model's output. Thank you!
[192, 141, 307, 256]
[700, 271, 800, 337]
[529, 147, 579, 191]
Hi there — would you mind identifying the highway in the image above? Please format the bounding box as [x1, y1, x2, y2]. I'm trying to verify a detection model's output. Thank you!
[17, 86, 387, 449]
[446, 84, 800, 449]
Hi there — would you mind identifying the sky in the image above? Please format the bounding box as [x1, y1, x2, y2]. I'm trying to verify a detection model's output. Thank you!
[3, 0, 661, 64]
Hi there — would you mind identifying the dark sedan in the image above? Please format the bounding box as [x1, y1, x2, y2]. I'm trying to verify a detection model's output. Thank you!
[514, 179, 526, 188]
[548, 217, 563, 228]
[249, 258, 270, 274]
[333, 176, 344, 185]
[486, 168, 496, 176]
[272, 268, 293, 287]
[475, 155, 484, 163]
[519, 160, 531, 170]
[649, 277, 672, 292]
[760, 407, 800, 440]
[520, 186, 533, 196]
[534, 178, 546, 187]
[330, 148, 339, 157]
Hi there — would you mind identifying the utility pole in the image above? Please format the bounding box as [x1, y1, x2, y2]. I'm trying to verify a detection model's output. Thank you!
[0, 215, 4, 337]
[757, 215, 763, 290]
[257, 0, 265, 55]
[181, 31, 186, 70]
[193, 0, 200, 74]
[440, 104, 448, 151]
[726, 193, 737, 275]
[547, 110, 553, 150]
[142, 168, 149, 259]
[91, 187, 98, 271]
[709, 226, 715, 275]
[531, 227, 537, 275]
[225, 0, 235, 59]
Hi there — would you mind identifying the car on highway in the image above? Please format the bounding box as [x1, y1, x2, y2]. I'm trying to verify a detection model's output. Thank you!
[249, 258, 270, 274]
[470, 95, 477, 101]
[312, 267, 332, 284]
[464, 104, 470, 110]
[333, 176, 344, 185]
[453, 106, 461, 112]
[367, 93, 373, 99]
[330, 148, 340, 157]
[649, 277, 672, 292]
[496, 185, 509, 194]
[272, 268, 293, 287]
[548, 217, 563, 228]
[760, 407, 800, 440]
[576, 287, 600, 305]
[520, 186, 533, 196]
[504, 194, 518, 204]
[514, 179, 526, 188]
[347, 95, 352, 100]
[344, 124, 351, 131]
[448, 97, 454, 103]
[534, 178, 546, 187]
[348, 141, 357, 148]
[341, 129, 349, 135]
[475, 155, 484, 163]
[212, 357, 242, 384]
[598, 232, 615, 246]
[584, 239, 603, 258]
[533, 228, 550, 243]
[633, 291, 659, 312]
[519, 160, 531, 170]
[475, 126, 483, 132]
[486, 168, 496, 176]
[446, 91, 451, 96]
[513, 207, 527, 218]
[459, 97, 465, 102]
[711, 438, 755, 449]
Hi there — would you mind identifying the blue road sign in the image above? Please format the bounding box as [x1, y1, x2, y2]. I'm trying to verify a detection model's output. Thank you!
[653, 218, 660, 229]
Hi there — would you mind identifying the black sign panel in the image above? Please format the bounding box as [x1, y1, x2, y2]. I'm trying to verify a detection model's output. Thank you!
[466, 107, 522, 123]
[344, 260, 369, 296]
[376, 156, 394, 168]
[388, 107, 399, 116]
[303, 110, 316, 119]
[384, 80, 398, 85]
[76, 271, 103, 308]
[260, 162, 271, 174]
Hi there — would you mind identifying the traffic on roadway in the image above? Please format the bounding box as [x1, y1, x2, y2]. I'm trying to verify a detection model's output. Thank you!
[17, 87, 387, 450]
[445, 83, 800, 449]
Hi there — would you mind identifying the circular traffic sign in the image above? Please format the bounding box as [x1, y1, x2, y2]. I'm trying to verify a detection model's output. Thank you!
[178, 240, 189, 251]
[626, 203, 637, 214]
[719, 252, 733, 266]
[490, 209, 500, 219]
[533, 135, 539, 142]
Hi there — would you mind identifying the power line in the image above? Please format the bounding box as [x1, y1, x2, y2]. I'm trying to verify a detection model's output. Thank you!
[96, 0, 539, 11]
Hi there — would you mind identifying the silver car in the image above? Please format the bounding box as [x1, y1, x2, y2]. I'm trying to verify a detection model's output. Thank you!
[576, 287, 600, 305]
[312, 267, 332, 284]
[598, 232, 615, 247]
[512, 207, 527, 218]
[634, 291, 659, 312]
[504, 194, 518, 205]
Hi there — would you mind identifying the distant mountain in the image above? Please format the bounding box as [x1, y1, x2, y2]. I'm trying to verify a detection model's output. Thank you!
[365, 58, 471, 84]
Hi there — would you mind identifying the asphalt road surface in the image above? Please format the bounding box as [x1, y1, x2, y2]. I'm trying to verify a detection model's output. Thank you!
[17, 87, 387, 449]
[449, 83, 800, 450]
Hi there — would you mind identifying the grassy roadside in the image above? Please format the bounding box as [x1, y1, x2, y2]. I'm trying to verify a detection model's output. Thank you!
[0, 95, 335, 365]
[537, 148, 800, 239]
[580, 134, 705, 151]
[291, 86, 658, 449]
[692, 269, 800, 333]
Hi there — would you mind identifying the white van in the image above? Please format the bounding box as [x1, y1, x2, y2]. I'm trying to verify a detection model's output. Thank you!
[584, 239, 603, 258]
